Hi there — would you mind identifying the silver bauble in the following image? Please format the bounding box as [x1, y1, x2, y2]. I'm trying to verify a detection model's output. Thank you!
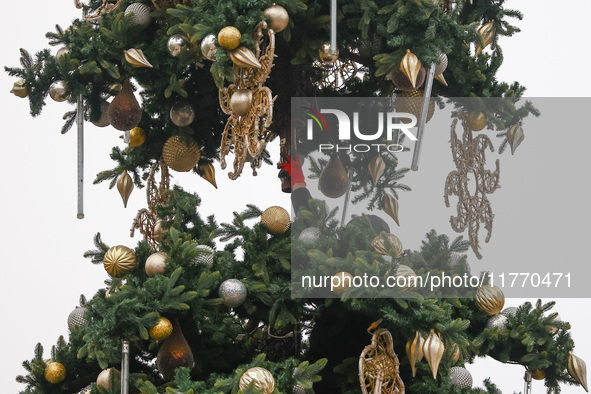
[125, 3, 152, 29]
[219, 279, 247, 308]
[167, 34, 189, 57]
[67, 306, 87, 331]
[298, 227, 321, 244]
[200, 34, 217, 61]
[49, 80, 68, 102]
[91, 100, 111, 127]
[501, 307, 518, 318]
[56, 47, 70, 61]
[450, 366, 473, 389]
[486, 314, 508, 330]
[170, 101, 195, 127]
[194, 245, 214, 266]
[145, 252, 167, 277]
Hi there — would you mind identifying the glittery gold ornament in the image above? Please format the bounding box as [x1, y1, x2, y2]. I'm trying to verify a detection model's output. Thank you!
[389, 68, 426, 91]
[198, 162, 217, 189]
[129, 126, 146, 147]
[45, 362, 66, 384]
[149, 316, 173, 340]
[230, 89, 253, 116]
[219, 279, 247, 307]
[124, 48, 153, 68]
[395, 264, 417, 292]
[382, 191, 400, 226]
[162, 135, 201, 172]
[116, 170, 134, 208]
[318, 154, 350, 198]
[406, 331, 424, 377]
[400, 49, 422, 89]
[368, 154, 386, 185]
[145, 251, 167, 277]
[371, 232, 403, 259]
[475, 21, 495, 57]
[423, 329, 445, 379]
[108, 79, 142, 131]
[103, 245, 136, 278]
[239, 367, 275, 393]
[263, 5, 289, 33]
[318, 42, 339, 64]
[10, 79, 27, 98]
[228, 46, 262, 68]
[157, 319, 194, 381]
[466, 112, 487, 131]
[568, 351, 588, 392]
[167, 34, 189, 57]
[218, 26, 241, 50]
[395, 89, 435, 123]
[91, 100, 111, 127]
[170, 102, 195, 127]
[124, 2, 151, 28]
[49, 80, 68, 102]
[475, 285, 505, 316]
[261, 206, 290, 235]
[200, 34, 217, 61]
[332, 272, 353, 296]
[531, 370, 545, 380]
[507, 123, 524, 155]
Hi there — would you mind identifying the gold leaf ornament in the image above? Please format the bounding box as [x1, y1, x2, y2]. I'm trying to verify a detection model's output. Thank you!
[423, 329, 445, 379]
[475, 285, 505, 315]
[124, 48, 153, 68]
[382, 191, 400, 226]
[103, 245, 136, 277]
[568, 351, 589, 392]
[406, 331, 424, 377]
[116, 170, 134, 208]
[400, 49, 422, 89]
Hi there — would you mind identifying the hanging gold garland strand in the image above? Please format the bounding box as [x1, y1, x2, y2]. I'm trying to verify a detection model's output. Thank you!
[359, 328, 405, 394]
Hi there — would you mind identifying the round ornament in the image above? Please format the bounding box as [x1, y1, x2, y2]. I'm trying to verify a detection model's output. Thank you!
[532, 370, 545, 380]
[475, 285, 505, 315]
[466, 112, 487, 131]
[56, 46, 70, 61]
[170, 101, 195, 127]
[200, 34, 217, 61]
[501, 307, 518, 318]
[108, 79, 142, 131]
[45, 361, 66, 384]
[394, 89, 435, 123]
[239, 367, 275, 394]
[67, 306, 87, 331]
[298, 227, 321, 244]
[49, 80, 68, 102]
[129, 126, 146, 147]
[167, 34, 189, 57]
[450, 366, 472, 389]
[318, 42, 339, 64]
[332, 272, 353, 296]
[194, 244, 215, 266]
[395, 264, 417, 292]
[96, 369, 111, 389]
[219, 279, 247, 308]
[10, 79, 27, 98]
[162, 135, 201, 172]
[218, 26, 241, 50]
[261, 206, 291, 235]
[263, 5, 289, 33]
[125, 3, 152, 29]
[145, 251, 167, 277]
[149, 316, 173, 340]
[486, 314, 508, 330]
[230, 89, 253, 116]
[91, 100, 111, 127]
[154, 220, 165, 242]
[103, 245, 137, 278]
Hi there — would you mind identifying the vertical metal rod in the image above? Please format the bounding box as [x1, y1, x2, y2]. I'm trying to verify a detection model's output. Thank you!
[121, 340, 130, 394]
[76, 94, 84, 219]
[524, 370, 532, 394]
[410, 63, 436, 171]
[330, 0, 337, 54]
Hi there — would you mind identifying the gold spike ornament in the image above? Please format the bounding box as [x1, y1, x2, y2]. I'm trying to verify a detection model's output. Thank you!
[124, 48, 153, 68]
[475, 21, 495, 57]
[406, 331, 424, 377]
[568, 351, 589, 392]
[400, 49, 422, 89]
[116, 170, 134, 208]
[423, 329, 445, 379]
[229, 46, 262, 69]
[382, 191, 400, 226]
[198, 162, 218, 189]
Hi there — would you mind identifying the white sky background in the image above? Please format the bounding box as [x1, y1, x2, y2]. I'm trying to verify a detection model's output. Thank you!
[0, 1, 589, 393]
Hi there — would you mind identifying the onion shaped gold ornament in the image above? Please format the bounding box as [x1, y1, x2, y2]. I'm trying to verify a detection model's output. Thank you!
[400, 49, 422, 89]
[368, 154, 386, 185]
[568, 351, 589, 392]
[230, 89, 253, 116]
[108, 79, 142, 131]
[475, 285, 505, 315]
[45, 361, 66, 384]
[149, 316, 173, 341]
[318, 42, 339, 64]
[218, 26, 241, 50]
[263, 5, 289, 33]
[124, 48, 153, 68]
[261, 206, 290, 235]
[198, 162, 217, 189]
[239, 367, 276, 394]
[389, 68, 426, 91]
[200, 34, 217, 61]
[145, 251, 167, 277]
[116, 170, 134, 208]
[395, 264, 417, 292]
[382, 191, 400, 226]
[129, 126, 146, 147]
[103, 245, 136, 278]
[406, 331, 424, 377]
[466, 112, 487, 131]
[229, 46, 262, 69]
[475, 20, 495, 57]
[157, 319, 194, 381]
[162, 135, 201, 172]
[507, 123, 524, 155]
[318, 154, 350, 198]
[423, 329, 445, 379]
[10, 78, 27, 98]
[371, 232, 403, 258]
[49, 80, 68, 102]
[332, 272, 353, 296]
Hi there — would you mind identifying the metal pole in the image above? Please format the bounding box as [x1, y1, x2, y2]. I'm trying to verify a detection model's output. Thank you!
[76, 94, 84, 219]
[330, 0, 337, 54]
[340, 168, 354, 227]
[524, 370, 532, 394]
[410, 62, 436, 171]
[121, 340, 130, 394]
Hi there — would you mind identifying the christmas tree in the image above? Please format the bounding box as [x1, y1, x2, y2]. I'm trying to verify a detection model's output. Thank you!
[5, 0, 590, 393]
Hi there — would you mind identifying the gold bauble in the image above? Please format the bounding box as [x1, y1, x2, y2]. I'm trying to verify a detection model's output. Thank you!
[44, 362, 66, 384]
[531, 370, 545, 380]
[239, 367, 276, 394]
[423, 329, 445, 379]
[56, 46, 70, 61]
[466, 112, 487, 131]
[371, 232, 403, 259]
[116, 170, 134, 208]
[10, 79, 27, 98]
[568, 351, 589, 392]
[382, 191, 400, 226]
[154, 220, 165, 242]
[96, 368, 120, 389]
[318, 42, 339, 64]
[218, 26, 241, 50]
[507, 123, 524, 155]
[230, 89, 253, 116]
[129, 127, 146, 147]
[261, 206, 291, 235]
[318, 154, 350, 198]
[49, 80, 68, 102]
[124, 48, 153, 68]
[264, 5, 289, 32]
[332, 271, 353, 296]
[162, 135, 201, 172]
[474, 285, 505, 316]
[157, 319, 194, 381]
[400, 49, 422, 89]
[395, 264, 417, 292]
[149, 316, 173, 340]
[198, 162, 218, 189]
[406, 331, 424, 377]
[103, 245, 137, 278]
[395, 89, 435, 124]
[145, 251, 167, 277]
[108, 79, 142, 131]
[368, 154, 385, 185]
[229, 46, 262, 69]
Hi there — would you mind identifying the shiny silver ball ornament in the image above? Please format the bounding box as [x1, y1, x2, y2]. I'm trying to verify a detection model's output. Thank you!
[49, 80, 68, 102]
[219, 279, 247, 308]
[167, 34, 189, 57]
[486, 314, 508, 330]
[67, 306, 88, 331]
[298, 227, 320, 244]
[200, 34, 217, 61]
[125, 3, 152, 29]
[91, 100, 111, 127]
[55, 46, 70, 61]
[194, 245, 214, 266]
[230, 89, 253, 116]
[501, 307, 518, 318]
[318, 42, 339, 64]
[170, 101, 195, 127]
[450, 366, 473, 389]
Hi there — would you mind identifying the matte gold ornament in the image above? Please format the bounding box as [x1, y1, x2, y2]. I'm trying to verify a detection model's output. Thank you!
[395, 264, 417, 292]
[96, 369, 111, 389]
[198, 162, 217, 189]
[359, 328, 405, 394]
[466, 111, 487, 131]
[157, 319, 194, 381]
[167, 34, 189, 57]
[368, 154, 386, 185]
[129, 127, 146, 147]
[200, 34, 217, 61]
[230, 89, 253, 116]
[318, 154, 350, 198]
[400, 49, 422, 89]
[108, 79, 142, 131]
[10, 79, 27, 98]
[45, 362, 66, 384]
[124, 48, 153, 68]
[434, 73, 448, 86]
[153, 220, 165, 242]
[382, 191, 400, 226]
[149, 316, 173, 340]
[531, 370, 545, 380]
[91, 100, 111, 127]
[49, 80, 68, 102]
[229, 46, 262, 69]
[475, 21, 495, 57]
[395, 89, 435, 123]
[116, 170, 134, 208]
[507, 123, 524, 155]
[434, 53, 448, 75]
[332, 272, 353, 296]
[219, 279, 247, 307]
[170, 101, 195, 127]
[218, 26, 241, 50]
[56, 46, 70, 61]
[145, 251, 167, 277]
[406, 331, 424, 377]
[475, 285, 505, 315]
[239, 367, 276, 393]
[389, 68, 426, 91]
[568, 351, 588, 392]
[423, 329, 445, 379]
[318, 42, 339, 64]
[263, 4, 289, 32]
[124, 2, 151, 28]
[261, 206, 290, 235]
[371, 232, 403, 259]
[162, 135, 201, 172]
[103, 245, 136, 277]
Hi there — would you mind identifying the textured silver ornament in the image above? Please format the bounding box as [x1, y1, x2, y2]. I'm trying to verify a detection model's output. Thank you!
[298, 227, 321, 244]
[450, 366, 473, 389]
[125, 3, 152, 29]
[486, 314, 508, 330]
[67, 306, 87, 331]
[200, 34, 217, 61]
[219, 279, 247, 308]
[434, 53, 448, 75]
[91, 100, 111, 127]
[49, 80, 68, 102]
[170, 101, 195, 127]
[167, 34, 189, 57]
[501, 307, 518, 317]
[194, 245, 214, 266]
